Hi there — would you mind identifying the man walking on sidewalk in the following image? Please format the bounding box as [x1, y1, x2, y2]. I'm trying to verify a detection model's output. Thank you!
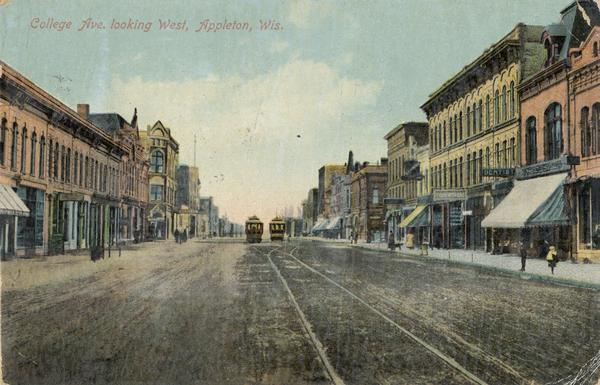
[519, 241, 527, 272]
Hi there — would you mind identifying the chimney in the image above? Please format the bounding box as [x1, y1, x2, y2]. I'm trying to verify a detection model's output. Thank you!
[77, 104, 89, 119]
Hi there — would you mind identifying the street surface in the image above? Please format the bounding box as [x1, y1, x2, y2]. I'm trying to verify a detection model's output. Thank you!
[1, 239, 598, 385]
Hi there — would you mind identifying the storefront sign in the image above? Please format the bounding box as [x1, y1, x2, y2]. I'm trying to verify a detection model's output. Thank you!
[433, 189, 466, 202]
[481, 168, 515, 177]
[462, 210, 473, 216]
[516, 155, 571, 180]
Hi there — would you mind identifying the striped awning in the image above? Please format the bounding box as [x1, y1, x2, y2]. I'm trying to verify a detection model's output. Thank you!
[399, 205, 427, 228]
[0, 184, 29, 217]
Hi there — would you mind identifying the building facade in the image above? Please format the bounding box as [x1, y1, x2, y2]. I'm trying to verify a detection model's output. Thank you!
[422, 23, 545, 250]
[301, 188, 318, 234]
[0, 60, 148, 257]
[350, 160, 388, 242]
[140, 121, 179, 240]
[317, 164, 346, 218]
[384, 122, 429, 242]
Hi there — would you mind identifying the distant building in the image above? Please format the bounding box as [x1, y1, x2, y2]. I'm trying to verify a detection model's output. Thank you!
[140, 121, 179, 240]
[317, 164, 346, 217]
[350, 160, 388, 242]
[176, 164, 201, 237]
[302, 188, 318, 234]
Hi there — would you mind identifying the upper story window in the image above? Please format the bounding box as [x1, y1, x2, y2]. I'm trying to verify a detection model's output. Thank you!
[478, 100, 483, 132]
[150, 184, 164, 201]
[502, 86, 507, 122]
[581, 107, 591, 157]
[526, 117, 537, 165]
[494, 90, 500, 125]
[372, 187, 379, 204]
[0, 118, 6, 166]
[593, 42, 598, 57]
[20, 128, 27, 174]
[30, 132, 36, 176]
[592, 103, 600, 156]
[485, 95, 491, 129]
[466, 106, 471, 136]
[509, 82, 515, 118]
[11, 122, 17, 170]
[150, 149, 164, 173]
[39, 136, 45, 179]
[544, 102, 563, 161]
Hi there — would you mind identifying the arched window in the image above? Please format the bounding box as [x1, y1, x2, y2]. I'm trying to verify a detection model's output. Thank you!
[472, 103, 477, 133]
[593, 42, 598, 57]
[466, 154, 471, 185]
[486, 95, 491, 129]
[459, 156, 463, 187]
[502, 86, 507, 122]
[53, 143, 59, 179]
[79, 154, 84, 186]
[60, 145, 65, 181]
[0, 118, 6, 166]
[478, 100, 483, 132]
[466, 106, 471, 136]
[20, 127, 27, 174]
[581, 107, 590, 157]
[443, 121, 446, 148]
[486, 146, 491, 168]
[494, 90, 500, 124]
[74, 151, 79, 184]
[11, 122, 17, 170]
[510, 82, 515, 118]
[544, 103, 563, 161]
[30, 132, 36, 176]
[455, 114, 459, 141]
[150, 149, 164, 173]
[48, 139, 53, 178]
[525, 116, 537, 164]
[449, 118, 453, 144]
[39, 136, 45, 178]
[459, 111, 463, 139]
[478, 149, 483, 183]
[593, 103, 600, 155]
[66, 148, 71, 183]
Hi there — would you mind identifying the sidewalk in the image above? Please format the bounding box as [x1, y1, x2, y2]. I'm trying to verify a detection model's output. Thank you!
[306, 237, 600, 288]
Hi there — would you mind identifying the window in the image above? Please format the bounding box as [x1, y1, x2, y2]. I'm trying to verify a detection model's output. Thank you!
[20, 128, 26, 174]
[53, 143, 59, 179]
[150, 185, 164, 201]
[0, 118, 6, 166]
[478, 149, 483, 183]
[66, 148, 71, 183]
[494, 90, 500, 124]
[495, 143, 500, 166]
[581, 107, 590, 157]
[459, 157, 463, 187]
[502, 140, 508, 167]
[48, 139, 53, 178]
[60, 145, 65, 182]
[502, 86, 507, 122]
[466, 154, 471, 186]
[510, 82, 515, 118]
[443, 122, 446, 148]
[594, 42, 598, 57]
[486, 147, 490, 168]
[466, 106, 471, 136]
[478, 100, 483, 132]
[372, 187, 380, 204]
[449, 159, 454, 187]
[449, 118, 453, 144]
[79, 154, 84, 186]
[39, 136, 45, 178]
[443, 163, 447, 188]
[544, 103, 563, 161]
[11, 123, 17, 170]
[593, 103, 600, 156]
[74, 152, 78, 184]
[526, 117, 537, 164]
[85, 156, 89, 187]
[30, 132, 36, 176]
[472, 103, 477, 134]
[510, 138, 515, 166]
[459, 111, 463, 139]
[486, 95, 491, 129]
[471, 151, 477, 184]
[150, 150, 164, 173]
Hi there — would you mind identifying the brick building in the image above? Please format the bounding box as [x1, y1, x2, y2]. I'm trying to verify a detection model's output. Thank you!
[350, 160, 388, 242]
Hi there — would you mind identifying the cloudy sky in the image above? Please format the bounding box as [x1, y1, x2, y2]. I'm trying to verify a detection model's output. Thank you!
[1, 0, 570, 223]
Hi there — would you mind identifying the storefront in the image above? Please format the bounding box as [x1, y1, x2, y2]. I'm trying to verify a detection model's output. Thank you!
[482, 172, 570, 257]
[399, 204, 430, 246]
[574, 177, 600, 261]
[0, 184, 31, 258]
[431, 189, 466, 249]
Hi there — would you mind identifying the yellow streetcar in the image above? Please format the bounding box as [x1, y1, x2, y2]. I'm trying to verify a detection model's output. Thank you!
[269, 217, 286, 241]
[245, 216, 263, 243]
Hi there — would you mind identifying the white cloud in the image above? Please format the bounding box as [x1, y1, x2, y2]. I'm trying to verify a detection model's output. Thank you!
[269, 39, 290, 53]
[107, 59, 382, 222]
[287, 0, 334, 28]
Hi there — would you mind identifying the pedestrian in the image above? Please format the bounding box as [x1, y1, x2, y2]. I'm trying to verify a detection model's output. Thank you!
[406, 230, 415, 250]
[546, 245, 558, 275]
[174, 228, 180, 244]
[183, 229, 188, 243]
[350, 230, 354, 242]
[519, 241, 527, 272]
[388, 231, 395, 251]
[353, 231, 358, 244]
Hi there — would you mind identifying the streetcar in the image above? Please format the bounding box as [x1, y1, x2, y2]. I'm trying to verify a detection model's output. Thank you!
[245, 216, 263, 243]
[269, 217, 286, 241]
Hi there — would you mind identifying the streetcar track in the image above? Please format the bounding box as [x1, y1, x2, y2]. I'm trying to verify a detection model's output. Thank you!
[273, 244, 489, 385]
[252, 245, 345, 385]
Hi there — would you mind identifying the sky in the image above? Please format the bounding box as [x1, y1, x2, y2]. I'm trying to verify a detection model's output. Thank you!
[0, 0, 572, 223]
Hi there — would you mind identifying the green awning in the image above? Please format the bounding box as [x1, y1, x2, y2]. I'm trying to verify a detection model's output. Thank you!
[526, 185, 569, 227]
[410, 206, 430, 227]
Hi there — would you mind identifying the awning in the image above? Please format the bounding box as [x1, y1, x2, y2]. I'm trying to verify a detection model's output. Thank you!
[481, 173, 567, 228]
[527, 185, 569, 226]
[399, 205, 427, 228]
[325, 217, 342, 230]
[312, 218, 329, 232]
[0, 184, 30, 217]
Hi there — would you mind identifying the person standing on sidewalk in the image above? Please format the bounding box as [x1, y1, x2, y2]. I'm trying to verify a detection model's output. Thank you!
[174, 229, 180, 244]
[519, 241, 527, 272]
[388, 231, 395, 251]
[546, 245, 558, 274]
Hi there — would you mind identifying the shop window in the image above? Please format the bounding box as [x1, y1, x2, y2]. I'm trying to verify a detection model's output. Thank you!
[16, 187, 44, 248]
[544, 103, 563, 161]
[580, 180, 600, 249]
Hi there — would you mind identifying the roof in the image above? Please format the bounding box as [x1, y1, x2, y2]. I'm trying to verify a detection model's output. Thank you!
[88, 113, 128, 134]
[383, 121, 428, 140]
